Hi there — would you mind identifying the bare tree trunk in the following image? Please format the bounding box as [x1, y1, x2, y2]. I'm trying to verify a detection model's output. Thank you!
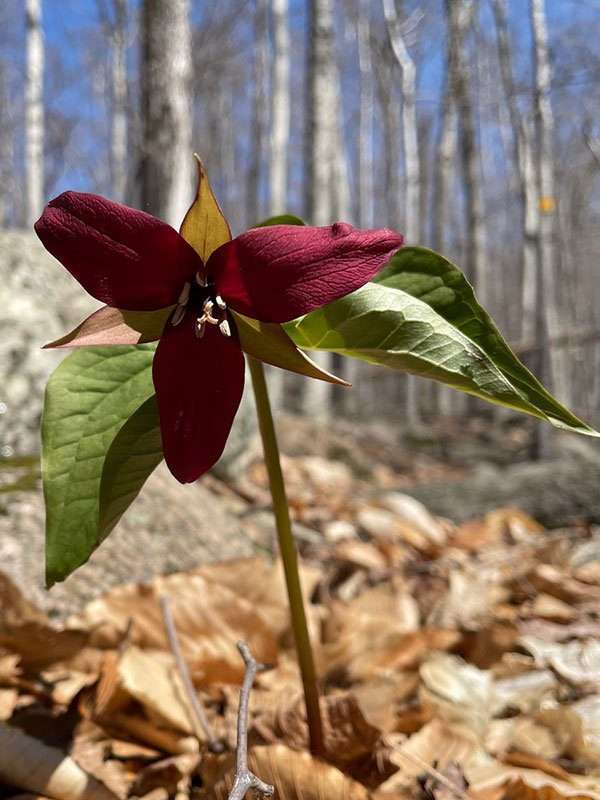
[302, 0, 337, 417]
[446, 0, 487, 303]
[357, 0, 374, 229]
[110, 0, 128, 203]
[25, 0, 44, 226]
[269, 0, 290, 216]
[98, 0, 129, 202]
[492, 0, 539, 342]
[0, 63, 15, 228]
[140, 0, 193, 226]
[530, 0, 562, 455]
[247, 0, 270, 227]
[432, 8, 460, 417]
[383, 0, 422, 426]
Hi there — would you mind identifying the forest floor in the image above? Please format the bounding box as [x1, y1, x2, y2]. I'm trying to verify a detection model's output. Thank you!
[1, 414, 600, 798]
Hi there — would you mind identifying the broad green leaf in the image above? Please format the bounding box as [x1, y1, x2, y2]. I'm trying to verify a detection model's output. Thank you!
[287, 281, 597, 436]
[99, 395, 163, 537]
[42, 346, 155, 586]
[233, 311, 348, 385]
[179, 154, 231, 260]
[254, 214, 305, 227]
[44, 305, 172, 349]
[373, 246, 596, 436]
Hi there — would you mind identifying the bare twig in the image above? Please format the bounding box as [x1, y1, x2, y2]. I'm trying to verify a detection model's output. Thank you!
[228, 641, 274, 800]
[159, 594, 223, 753]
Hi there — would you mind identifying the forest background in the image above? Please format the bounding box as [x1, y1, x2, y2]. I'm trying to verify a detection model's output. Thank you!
[1, 0, 600, 432]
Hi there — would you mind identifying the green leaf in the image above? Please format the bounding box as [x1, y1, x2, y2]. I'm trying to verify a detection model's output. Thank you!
[99, 395, 163, 537]
[42, 346, 156, 586]
[373, 246, 596, 435]
[254, 214, 305, 227]
[287, 280, 597, 436]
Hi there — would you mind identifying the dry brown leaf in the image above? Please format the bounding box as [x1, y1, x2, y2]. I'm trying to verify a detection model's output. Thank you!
[0, 652, 21, 682]
[40, 669, 97, 707]
[0, 687, 19, 720]
[130, 753, 199, 797]
[530, 595, 578, 624]
[485, 717, 563, 761]
[323, 627, 459, 683]
[420, 654, 493, 737]
[502, 776, 600, 800]
[527, 565, 600, 606]
[0, 722, 118, 800]
[520, 637, 600, 688]
[195, 557, 322, 639]
[79, 571, 278, 685]
[0, 622, 89, 672]
[492, 670, 558, 716]
[101, 645, 196, 735]
[254, 691, 394, 787]
[200, 744, 371, 800]
[380, 719, 487, 795]
[501, 754, 573, 783]
[451, 509, 542, 553]
[353, 674, 420, 733]
[427, 567, 507, 631]
[0, 574, 48, 626]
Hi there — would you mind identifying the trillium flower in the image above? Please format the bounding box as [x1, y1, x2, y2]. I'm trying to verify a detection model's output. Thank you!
[35, 180, 403, 483]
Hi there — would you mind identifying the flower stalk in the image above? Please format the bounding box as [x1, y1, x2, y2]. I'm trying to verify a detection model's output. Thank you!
[247, 356, 325, 757]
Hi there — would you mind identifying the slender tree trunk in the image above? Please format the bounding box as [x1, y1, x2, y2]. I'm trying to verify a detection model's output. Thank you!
[247, 0, 270, 227]
[382, 0, 422, 426]
[97, 0, 128, 202]
[446, 0, 487, 302]
[25, 0, 44, 226]
[492, 0, 539, 342]
[0, 63, 14, 228]
[269, 0, 290, 216]
[140, 0, 193, 226]
[357, 0, 374, 229]
[432, 8, 460, 417]
[302, 0, 337, 417]
[268, 0, 291, 408]
[530, 0, 562, 455]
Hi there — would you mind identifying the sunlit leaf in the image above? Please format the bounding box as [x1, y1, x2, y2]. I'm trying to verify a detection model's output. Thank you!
[179, 154, 232, 261]
[287, 276, 596, 437]
[254, 214, 306, 227]
[42, 346, 155, 585]
[374, 246, 595, 435]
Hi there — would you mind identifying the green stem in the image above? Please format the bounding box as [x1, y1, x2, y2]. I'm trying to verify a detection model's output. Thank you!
[247, 356, 325, 757]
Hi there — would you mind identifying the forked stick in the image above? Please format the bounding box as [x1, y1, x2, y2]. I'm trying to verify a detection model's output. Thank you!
[228, 641, 274, 800]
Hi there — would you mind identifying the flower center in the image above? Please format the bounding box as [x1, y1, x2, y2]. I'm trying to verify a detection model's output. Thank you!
[171, 272, 231, 338]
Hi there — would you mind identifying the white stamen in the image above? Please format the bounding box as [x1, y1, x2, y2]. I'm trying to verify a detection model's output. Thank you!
[195, 319, 206, 338]
[215, 295, 226, 310]
[219, 319, 231, 337]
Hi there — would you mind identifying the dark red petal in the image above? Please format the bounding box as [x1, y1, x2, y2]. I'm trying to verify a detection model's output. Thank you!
[208, 222, 403, 323]
[35, 191, 202, 310]
[152, 311, 245, 483]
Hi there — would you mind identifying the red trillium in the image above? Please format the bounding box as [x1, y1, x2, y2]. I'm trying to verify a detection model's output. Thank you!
[35, 190, 403, 483]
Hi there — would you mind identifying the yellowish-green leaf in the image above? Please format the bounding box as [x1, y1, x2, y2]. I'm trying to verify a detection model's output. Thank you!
[179, 154, 231, 261]
[233, 311, 349, 386]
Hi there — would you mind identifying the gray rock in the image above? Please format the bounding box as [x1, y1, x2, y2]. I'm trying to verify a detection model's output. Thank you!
[409, 436, 600, 527]
[0, 232, 98, 456]
[0, 462, 268, 619]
